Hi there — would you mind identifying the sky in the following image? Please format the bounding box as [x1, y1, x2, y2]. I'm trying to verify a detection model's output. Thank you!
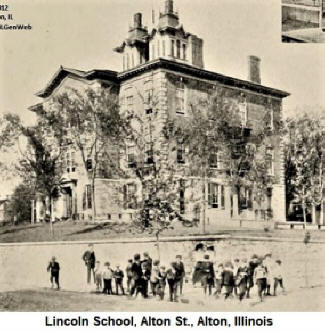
[0, 0, 325, 193]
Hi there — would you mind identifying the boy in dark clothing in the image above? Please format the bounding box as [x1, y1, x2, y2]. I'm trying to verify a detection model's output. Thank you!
[82, 244, 96, 284]
[236, 259, 248, 301]
[47, 256, 60, 289]
[221, 261, 234, 299]
[175, 255, 185, 295]
[141, 261, 151, 298]
[126, 259, 133, 293]
[246, 254, 259, 298]
[142, 252, 152, 272]
[114, 265, 125, 295]
[166, 262, 177, 302]
[201, 255, 214, 295]
[102, 262, 114, 295]
[130, 254, 143, 297]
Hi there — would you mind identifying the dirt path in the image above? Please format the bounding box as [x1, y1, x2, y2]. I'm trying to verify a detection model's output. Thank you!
[1, 286, 324, 312]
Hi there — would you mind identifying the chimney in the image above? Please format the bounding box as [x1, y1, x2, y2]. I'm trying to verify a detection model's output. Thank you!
[134, 12, 142, 28]
[165, 0, 174, 14]
[248, 55, 261, 84]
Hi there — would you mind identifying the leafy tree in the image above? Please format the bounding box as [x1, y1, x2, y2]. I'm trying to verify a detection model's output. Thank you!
[0, 113, 21, 176]
[16, 106, 66, 232]
[52, 87, 127, 221]
[283, 114, 325, 225]
[174, 88, 278, 230]
[125, 92, 196, 257]
[8, 183, 35, 224]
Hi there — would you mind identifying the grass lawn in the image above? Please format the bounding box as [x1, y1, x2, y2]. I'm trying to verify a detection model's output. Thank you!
[0, 219, 324, 243]
[0, 286, 324, 312]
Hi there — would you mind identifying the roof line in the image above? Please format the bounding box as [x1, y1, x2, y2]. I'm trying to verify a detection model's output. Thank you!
[35, 59, 289, 99]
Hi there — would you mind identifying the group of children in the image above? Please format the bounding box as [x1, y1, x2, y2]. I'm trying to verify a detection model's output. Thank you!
[94, 261, 125, 295]
[126, 252, 186, 302]
[46, 248, 285, 303]
[193, 253, 285, 302]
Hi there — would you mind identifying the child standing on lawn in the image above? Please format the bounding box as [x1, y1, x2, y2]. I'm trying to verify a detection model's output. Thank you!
[254, 259, 267, 302]
[157, 265, 167, 300]
[221, 261, 234, 300]
[273, 260, 285, 296]
[126, 259, 133, 294]
[114, 265, 125, 295]
[102, 262, 114, 295]
[214, 263, 223, 299]
[47, 256, 60, 290]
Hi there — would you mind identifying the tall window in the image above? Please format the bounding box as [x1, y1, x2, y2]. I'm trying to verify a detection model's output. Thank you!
[269, 108, 274, 130]
[176, 39, 181, 59]
[127, 145, 136, 168]
[177, 142, 185, 164]
[209, 151, 218, 169]
[171, 40, 175, 57]
[83, 184, 92, 210]
[66, 150, 76, 173]
[239, 101, 247, 127]
[239, 187, 253, 210]
[145, 143, 153, 164]
[182, 43, 186, 60]
[208, 183, 218, 208]
[124, 183, 137, 209]
[176, 83, 185, 114]
[144, 89, 153, 108]
[179, 179, 185, 214]
[266, 147, 274, 176]
[127, 95, 134, 113]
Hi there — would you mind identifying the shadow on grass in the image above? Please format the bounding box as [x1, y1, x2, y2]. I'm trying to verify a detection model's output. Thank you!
[65, 222, 121, 236]
[0, 224, 43, 235]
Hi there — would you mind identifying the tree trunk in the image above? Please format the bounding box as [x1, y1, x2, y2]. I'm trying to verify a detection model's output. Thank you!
[45, 195, 53, 237]
[201, 179, 207, 234]
[91, 174, 96, 222]
[302, 202, 307, 231]
[156, 233, 160, 260]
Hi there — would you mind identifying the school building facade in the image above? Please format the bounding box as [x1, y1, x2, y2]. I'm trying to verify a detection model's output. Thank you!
[30, 0, 289, 226]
